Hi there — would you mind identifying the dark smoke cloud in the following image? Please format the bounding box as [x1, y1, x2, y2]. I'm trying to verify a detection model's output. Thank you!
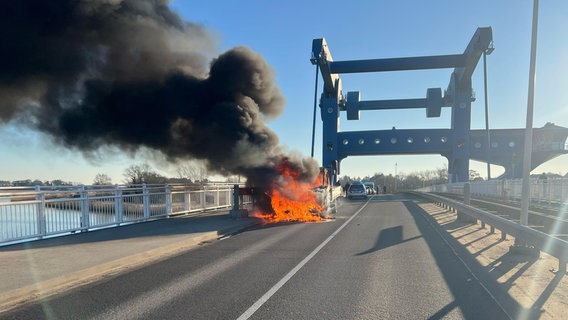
[0, 0, 319, 187]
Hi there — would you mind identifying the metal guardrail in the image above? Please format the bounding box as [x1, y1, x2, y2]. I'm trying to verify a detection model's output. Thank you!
[0, 184, 247, 245]
[409, 191, 568, 270]
[417, 178, 568, 207]
[1, 181, 335, 245]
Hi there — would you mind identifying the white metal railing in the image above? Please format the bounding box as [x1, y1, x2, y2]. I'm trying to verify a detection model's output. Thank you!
[0, 183, 247, 245]
[417, 178, 568, 207]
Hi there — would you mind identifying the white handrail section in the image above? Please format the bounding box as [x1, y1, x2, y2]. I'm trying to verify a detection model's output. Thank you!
[0, 184, 247, 245]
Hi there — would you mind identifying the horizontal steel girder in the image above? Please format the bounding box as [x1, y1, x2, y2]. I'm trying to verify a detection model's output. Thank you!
[345, 88, 444, 119]
[335, 125, 568, 179]
[330, 54, 465, 74]
[312, 27, 492, 96]
[336, 129, 454, 159]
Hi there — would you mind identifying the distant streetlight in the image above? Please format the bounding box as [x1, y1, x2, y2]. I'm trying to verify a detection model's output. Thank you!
[483, 41, 494, 180]
[520, 0, 539, 230]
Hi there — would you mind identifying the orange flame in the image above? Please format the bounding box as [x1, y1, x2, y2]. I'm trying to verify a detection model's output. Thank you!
[253, 161, 325, 223]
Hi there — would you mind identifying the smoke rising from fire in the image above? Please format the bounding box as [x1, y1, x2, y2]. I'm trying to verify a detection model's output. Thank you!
[0, 0, 319, 187]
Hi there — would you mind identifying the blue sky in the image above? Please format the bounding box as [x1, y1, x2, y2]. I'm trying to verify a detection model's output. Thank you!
[1, 0, 567, 184]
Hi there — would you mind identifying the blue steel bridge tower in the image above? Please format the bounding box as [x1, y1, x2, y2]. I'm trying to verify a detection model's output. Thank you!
[311, 27, 493, 185]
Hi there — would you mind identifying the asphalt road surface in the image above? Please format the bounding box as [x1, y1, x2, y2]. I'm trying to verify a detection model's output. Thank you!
[3, 194, 511, 319]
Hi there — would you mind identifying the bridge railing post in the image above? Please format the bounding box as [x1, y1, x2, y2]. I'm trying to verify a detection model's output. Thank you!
[80, 185, 90, 231]
[183, 187, 191, 212]
[165, 185, 172, 216]
[114, 185, 123, 225]
[35, 186, 46, 239]
[216, 186, 220, 208]
[142, 184, 150, 220]
[199, 188, 205, 210]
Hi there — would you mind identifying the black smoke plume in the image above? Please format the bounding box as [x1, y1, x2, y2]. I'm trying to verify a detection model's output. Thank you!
[0, 0, 319, 187]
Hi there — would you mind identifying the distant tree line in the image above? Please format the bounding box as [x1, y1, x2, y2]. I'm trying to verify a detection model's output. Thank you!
[1, 161, 224, 187]
[339, 165, 567, 193]
[339, 166, 449, 193]
[118, 162, 211, 186]
[2, 162, 565, 188]
[0, 179, 75, 187]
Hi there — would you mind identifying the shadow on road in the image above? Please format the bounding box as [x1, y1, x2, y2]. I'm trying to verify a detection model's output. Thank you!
[355, 225, 422, 256]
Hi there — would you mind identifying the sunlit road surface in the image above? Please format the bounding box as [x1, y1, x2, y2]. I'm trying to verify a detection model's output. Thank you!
[3, 194, 511, 319]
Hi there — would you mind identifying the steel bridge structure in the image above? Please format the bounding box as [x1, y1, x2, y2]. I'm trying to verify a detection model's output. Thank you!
[311, 27, 568, 185]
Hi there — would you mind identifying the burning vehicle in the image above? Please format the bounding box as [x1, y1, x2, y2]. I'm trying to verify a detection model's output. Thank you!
[239, 166, 336, 223]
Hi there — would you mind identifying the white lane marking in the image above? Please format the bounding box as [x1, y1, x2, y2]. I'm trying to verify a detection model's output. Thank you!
[90, 224, 303, 320]
[237, 200, 369, 320]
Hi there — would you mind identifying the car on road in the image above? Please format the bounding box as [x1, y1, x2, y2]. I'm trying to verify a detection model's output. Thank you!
[363, 182, 375, 194]
[347, 183, 367, 200]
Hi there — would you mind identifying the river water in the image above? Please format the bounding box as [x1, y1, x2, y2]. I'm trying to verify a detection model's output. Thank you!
[0, 204, 126, 242]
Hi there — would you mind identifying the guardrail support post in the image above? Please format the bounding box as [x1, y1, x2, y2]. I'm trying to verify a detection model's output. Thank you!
[464, 183, 471, 205]
[509, 241, 540, 258]
[457, 183, 477, 224]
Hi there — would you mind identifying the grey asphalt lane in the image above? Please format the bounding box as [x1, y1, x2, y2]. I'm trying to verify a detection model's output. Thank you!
[247, 196, 511, 319]
[0, 210, 258, 312]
